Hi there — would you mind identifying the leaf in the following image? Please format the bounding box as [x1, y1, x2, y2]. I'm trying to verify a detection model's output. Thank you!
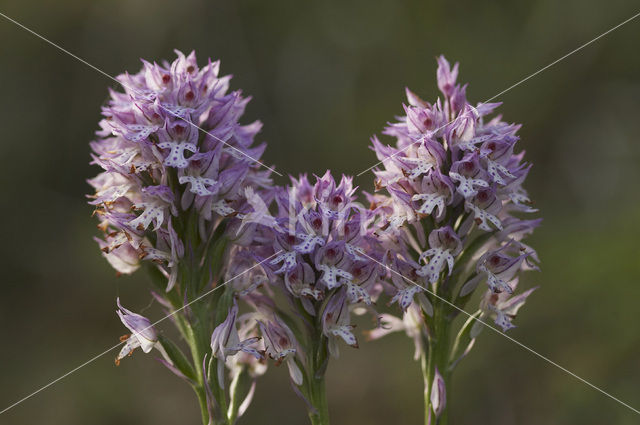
[158, 334, 197, 382]
[448, 310, 481, 371]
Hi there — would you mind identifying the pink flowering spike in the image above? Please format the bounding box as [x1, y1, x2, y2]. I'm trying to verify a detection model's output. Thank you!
[368, 57, 540, 425]
[430, 367, 447, 418]
[115, 298, 158, 364]
[90, 49, 273, 280]
[436, 55, 459, 98]
[224, 169, 382, 413]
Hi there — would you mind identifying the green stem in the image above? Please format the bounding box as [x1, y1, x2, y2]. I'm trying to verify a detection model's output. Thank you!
[185, 318, 212, 425]
[423, 300, 452, 425]
[308, 379, 329, 425]
[305, 318, 330, 425]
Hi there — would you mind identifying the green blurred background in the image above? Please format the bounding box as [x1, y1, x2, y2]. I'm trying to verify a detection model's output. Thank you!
[1, 0, 639, 424]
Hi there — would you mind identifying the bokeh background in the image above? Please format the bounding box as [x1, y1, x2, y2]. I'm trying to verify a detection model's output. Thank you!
[1, 0, 639, 424]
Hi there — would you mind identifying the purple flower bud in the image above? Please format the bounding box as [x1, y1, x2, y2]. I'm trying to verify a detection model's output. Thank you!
[436, 55, 459, 98]
[430, 367, 446, 418]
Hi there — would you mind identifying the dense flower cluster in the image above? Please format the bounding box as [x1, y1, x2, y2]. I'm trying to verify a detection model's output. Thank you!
[371, 56, 539, 333]
[89, 53, 540, 425]
[89, 51, 273, 425]
[368, 56, 540, 423]
[88, 50, 271, 289]
[231, 172, 383, 389]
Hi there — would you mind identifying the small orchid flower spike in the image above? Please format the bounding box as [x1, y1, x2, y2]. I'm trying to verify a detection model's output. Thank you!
[226, 171, 385, 424]
[89, 51, 274, 425]
[370, 56, 540, 424]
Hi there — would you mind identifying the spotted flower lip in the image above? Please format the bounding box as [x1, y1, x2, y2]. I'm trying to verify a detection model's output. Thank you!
[411, 170, 455, 220]
[478, 280, 538, 332]
[477, 244, 531, 294]
[416, 226, 462, 284]
[115, 298, 158, 364]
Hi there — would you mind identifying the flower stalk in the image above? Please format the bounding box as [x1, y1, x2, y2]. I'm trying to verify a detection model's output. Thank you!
[422, 298, 451, 425]
[306, 330, 330, 425]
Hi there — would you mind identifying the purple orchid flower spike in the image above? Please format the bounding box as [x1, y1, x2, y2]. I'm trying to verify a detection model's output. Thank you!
[88, 51, 275, 424]
[370, 56, 540, 425]
[225, 170, 384, 423]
